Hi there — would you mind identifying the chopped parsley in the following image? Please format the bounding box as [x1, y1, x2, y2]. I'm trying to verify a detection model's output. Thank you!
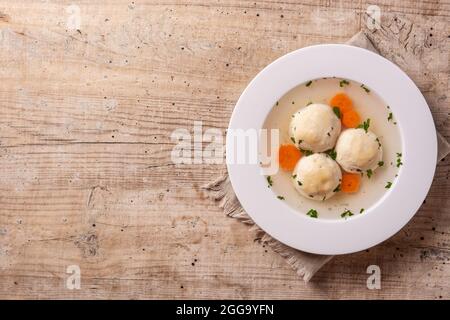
[378, 161, 384, 167]
[366, 169, 373, 179]
[306, 101, 313, 106]
[306, 209, 318, 218]
[277, 196, 285, 200]
[375, 137, 382, 149]
[385, 181, 392, 189]
[276, 101, 279, 106]
[326, 149, 337, 160]
[292, 174, 297, 179]
[266, 176, 273, 188]
[339, 79, 350, 87]
[332, 106, 342, 119]
[396, 152, 403, 168]
[388, 112, 393, 122]
[290, 137, 296, 144]
[360, 84, 370, 93]
[297, 180, 303, 186]
[300, 149, 313, 156]
[333, 184, 341, 193]
[305, 80, 312, 87]
[360, 208, 365, 214]
[341, 209, 354, 218]
[357, 118, 371, 133]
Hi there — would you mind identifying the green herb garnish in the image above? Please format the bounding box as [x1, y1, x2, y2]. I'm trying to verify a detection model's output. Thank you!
[290, 137, 296, 144]
[396, 153, 403, 168]
[292, 174, 297, 179]
[388, 112, 393, 121]
[305, 80, 312, 87]
[375, 137, 381, 149]
[360, 208, 365, 214]
[357, 118, 371, 133]
[300, 149, 313, 156]
[306, 101, 313, 106]
[277, 196, 285, 200]
[297, 180, 302, 186]
[333, 184, 341, 193]
[378, 161, 384, 167]
[326, 149, 337, 160]
[360, 84, 370, 93]
[385, 181, 392, 189]
[266, 176, 273, 188]
[339, 79, 350, 87]
[366, 169, 373, 179]
[332, 106, 341, 119]
[306, 209, 318, 218]
[341, 209, 354, 218]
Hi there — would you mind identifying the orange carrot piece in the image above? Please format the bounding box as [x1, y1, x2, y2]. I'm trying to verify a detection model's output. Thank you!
[342, 109, 361, 128]
[278, 144, 302, 171]
[330, 93, 353, 114]
[341, 173, 361, 193]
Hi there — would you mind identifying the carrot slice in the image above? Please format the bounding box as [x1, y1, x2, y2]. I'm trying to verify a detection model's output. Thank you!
[330, 93, 353, 114]
[341, 173, 361, 193]
[278, 144, 302, 171]
[342, 109, 361, 128]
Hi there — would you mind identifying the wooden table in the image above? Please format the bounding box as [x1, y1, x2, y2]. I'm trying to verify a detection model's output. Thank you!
[0, 0, 448, 299]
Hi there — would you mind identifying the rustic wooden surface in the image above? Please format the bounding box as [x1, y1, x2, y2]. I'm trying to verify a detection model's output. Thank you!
[0, 0, 449, 299]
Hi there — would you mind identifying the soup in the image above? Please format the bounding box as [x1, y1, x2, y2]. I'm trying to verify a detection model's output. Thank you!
[262, 77, 402, 220]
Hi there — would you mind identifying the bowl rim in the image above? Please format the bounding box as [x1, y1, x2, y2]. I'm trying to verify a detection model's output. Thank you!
[226, 44, 437, 255]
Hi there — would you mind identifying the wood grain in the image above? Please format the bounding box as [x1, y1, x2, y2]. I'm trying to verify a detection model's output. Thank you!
[0, 0, 448, 299]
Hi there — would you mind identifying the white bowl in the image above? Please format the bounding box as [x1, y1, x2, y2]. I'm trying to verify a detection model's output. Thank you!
[226, 44, 437, 255]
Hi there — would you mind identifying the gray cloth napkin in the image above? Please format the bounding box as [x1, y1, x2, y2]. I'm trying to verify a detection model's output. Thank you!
[203, 31, 450, 282]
